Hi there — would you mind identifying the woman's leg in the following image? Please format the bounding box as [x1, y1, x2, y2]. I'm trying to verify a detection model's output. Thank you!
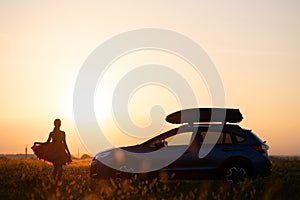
[52, 164, 58, 179]
[57, 164, 63, 180]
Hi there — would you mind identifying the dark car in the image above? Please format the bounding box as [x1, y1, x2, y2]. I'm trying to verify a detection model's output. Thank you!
[90, 109, 271, 183]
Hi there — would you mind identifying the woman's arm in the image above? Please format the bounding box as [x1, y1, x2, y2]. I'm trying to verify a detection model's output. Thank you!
[46, 132, 52, 143]
[63, 132, 71, 156]
[34, 133, 51, 145]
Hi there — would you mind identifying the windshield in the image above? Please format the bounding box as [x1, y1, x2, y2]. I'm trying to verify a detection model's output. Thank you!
[141, 128, 179, 146]
[141, 126, 196, 146]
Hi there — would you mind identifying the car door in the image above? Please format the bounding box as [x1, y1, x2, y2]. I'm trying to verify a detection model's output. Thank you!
[195, 131, 235, 173]
[161, 130, 203, 178]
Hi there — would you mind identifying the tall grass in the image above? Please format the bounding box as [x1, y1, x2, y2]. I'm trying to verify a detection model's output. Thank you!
[0, 158, 299, 199]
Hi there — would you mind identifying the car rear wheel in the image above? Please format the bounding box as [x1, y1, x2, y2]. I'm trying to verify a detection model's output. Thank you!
[225, 165, 248, 184]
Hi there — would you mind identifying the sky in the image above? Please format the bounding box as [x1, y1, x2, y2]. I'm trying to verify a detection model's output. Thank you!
[0, 0, 299, 156]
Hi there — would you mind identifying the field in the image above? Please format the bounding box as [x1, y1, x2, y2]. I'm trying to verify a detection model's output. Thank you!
[0, 157, 299, 200]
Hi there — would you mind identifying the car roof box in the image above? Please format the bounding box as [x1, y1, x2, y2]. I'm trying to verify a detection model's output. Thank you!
[165, 108, 243, 124]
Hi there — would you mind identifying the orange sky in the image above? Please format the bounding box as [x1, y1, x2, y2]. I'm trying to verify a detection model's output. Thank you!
[0, 0, 300, 156]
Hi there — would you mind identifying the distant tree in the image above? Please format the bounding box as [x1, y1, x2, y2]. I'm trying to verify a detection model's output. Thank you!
[0, 156, 7, 160]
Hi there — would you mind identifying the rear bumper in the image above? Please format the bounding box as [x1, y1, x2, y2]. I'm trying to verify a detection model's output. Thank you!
[261, 159, 272, 177]
[254, 158, 272, 177]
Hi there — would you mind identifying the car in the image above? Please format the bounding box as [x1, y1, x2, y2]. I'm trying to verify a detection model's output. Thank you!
[90, 108, 271, 184]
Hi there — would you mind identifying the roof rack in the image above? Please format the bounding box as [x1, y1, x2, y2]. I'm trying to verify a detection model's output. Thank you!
[179, 123, 243, 130]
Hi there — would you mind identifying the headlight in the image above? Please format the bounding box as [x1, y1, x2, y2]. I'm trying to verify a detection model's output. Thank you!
[95, 151, 111, 159]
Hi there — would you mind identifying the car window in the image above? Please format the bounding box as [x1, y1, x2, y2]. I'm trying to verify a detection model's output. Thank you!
[200, 132, 233, 144]
[200, 131, 221, 144]
[165, 131, 193, 146]
[235, 135, 246, 143]
[223, 132, 232, 144]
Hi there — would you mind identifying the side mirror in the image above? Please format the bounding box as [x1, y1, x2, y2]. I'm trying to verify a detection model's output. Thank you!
[149, 140, 166, 148]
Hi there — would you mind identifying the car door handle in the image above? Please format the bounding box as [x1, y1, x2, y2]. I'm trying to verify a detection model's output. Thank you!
[222, 148, 233, 152]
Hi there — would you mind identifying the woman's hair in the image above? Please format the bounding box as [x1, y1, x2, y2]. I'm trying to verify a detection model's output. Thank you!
[54, 119, 61, 128]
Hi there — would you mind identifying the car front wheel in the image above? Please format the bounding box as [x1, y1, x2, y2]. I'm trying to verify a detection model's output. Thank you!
[225, 165, 248, 184]
[114, 165, 135, 183]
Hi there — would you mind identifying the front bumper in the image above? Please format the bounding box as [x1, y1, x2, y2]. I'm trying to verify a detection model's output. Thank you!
[90, 159, 114, 179]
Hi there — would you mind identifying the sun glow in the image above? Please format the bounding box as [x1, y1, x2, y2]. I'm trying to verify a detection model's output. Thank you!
[0, 1, 299, 156]
[60, 85, 75, 119]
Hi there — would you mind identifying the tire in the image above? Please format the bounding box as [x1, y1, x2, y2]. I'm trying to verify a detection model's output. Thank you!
[114, 165, 135, 183]
[224, 165, 249, 184]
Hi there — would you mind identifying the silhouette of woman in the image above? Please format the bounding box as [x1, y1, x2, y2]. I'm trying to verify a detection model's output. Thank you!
[32, 119, 72, 180]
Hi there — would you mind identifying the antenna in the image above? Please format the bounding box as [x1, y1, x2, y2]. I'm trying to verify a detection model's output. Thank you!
[25, 146, 27, 159]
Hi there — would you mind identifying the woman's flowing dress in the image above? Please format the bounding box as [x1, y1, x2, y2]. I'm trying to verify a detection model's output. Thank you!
[32, 131, 71, 165]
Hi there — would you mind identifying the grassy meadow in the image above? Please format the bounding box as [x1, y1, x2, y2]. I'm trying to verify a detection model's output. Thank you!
[0, 157, 299, 200]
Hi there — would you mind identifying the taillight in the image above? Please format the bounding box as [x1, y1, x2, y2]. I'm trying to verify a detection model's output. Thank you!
[252, 144, 268, 154]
